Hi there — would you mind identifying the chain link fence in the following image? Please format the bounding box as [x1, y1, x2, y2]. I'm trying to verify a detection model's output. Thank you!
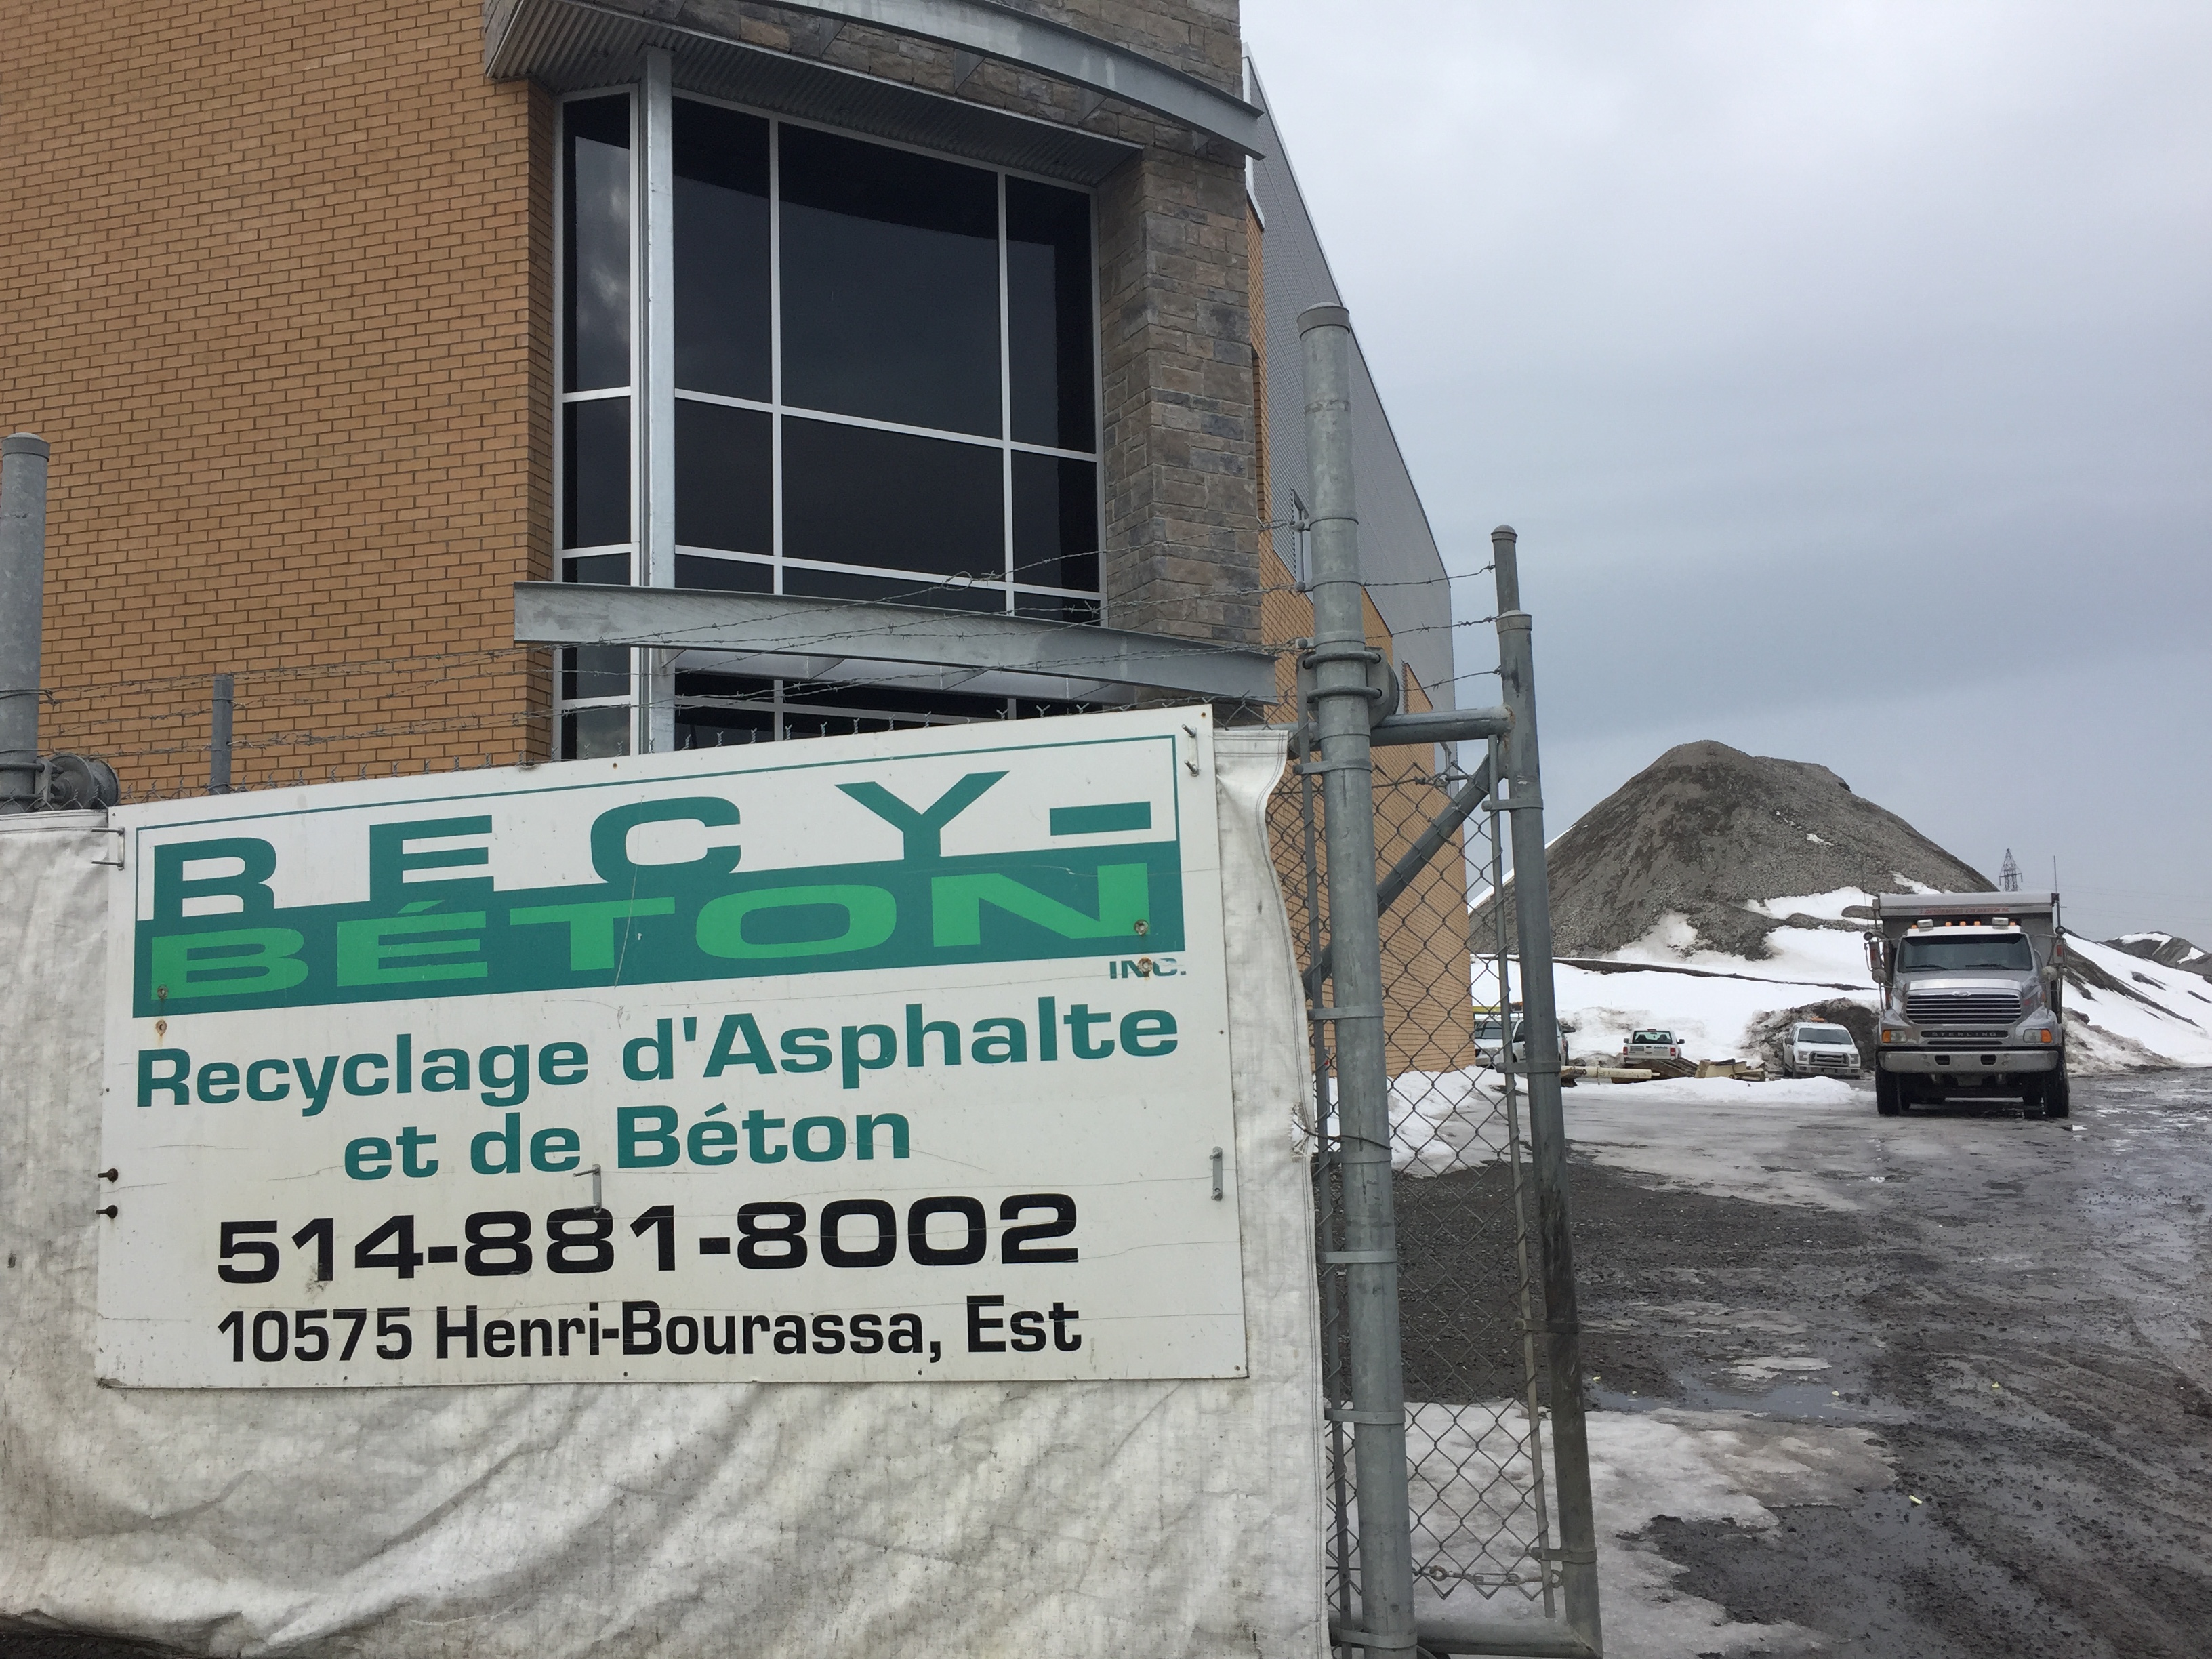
[1279, 737, 1574, 1648]
[1270, 502, 1598, 1656]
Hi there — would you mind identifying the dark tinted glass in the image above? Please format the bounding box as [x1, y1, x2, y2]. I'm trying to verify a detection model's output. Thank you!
[675, 553, 773, 592]
[1013, 592, 1101, 626]
[674, 100, 771, 400]
[1010, 453, 1099, 591]
[562, 97, 632, 392]
[782, 680, 1007, 718]
[782, 418, 1003, 580]
[1006, 178, 1094, 451]
[675, 400, 771, 552]
[561, 706, 631, 760]
[782, 710, 907, 739]
[561, 646, 630, 701]
[563, 553, 630, 585]
[675, 672, 779, 701]
[676, 705, 776, 748]
[783, 564, 1009, 613]
[1013, 696, 1104, 719]
[779, 126, 1000, 436]
[562, 397, 630, 549]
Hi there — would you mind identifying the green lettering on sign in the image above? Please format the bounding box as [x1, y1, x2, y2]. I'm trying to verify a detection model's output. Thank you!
[335, 912, 488, 986]
[930, 864, 1149, 947]
[696, 885, 897, 960]
[148, 928, 308, 999]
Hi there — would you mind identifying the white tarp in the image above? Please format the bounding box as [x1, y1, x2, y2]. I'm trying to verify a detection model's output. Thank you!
[0, 726, 1326, 1658]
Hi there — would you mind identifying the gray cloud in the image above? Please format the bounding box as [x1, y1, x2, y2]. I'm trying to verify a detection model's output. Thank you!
[1244, 0, 2212, 941]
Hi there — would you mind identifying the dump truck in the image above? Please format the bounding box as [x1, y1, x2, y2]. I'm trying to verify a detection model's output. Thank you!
[1865, 892, 2067, 1118]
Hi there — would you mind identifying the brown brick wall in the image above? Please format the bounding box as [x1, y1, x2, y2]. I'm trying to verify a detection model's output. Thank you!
[1, 0, 552, 794]
[5, 0, 1263, 797]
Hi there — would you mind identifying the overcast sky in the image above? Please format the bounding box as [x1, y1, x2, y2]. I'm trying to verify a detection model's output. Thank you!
[1242, 1, 2211, 945]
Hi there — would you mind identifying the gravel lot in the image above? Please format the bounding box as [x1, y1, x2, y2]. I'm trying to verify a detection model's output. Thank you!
[1553, 1067, 2212, 1657]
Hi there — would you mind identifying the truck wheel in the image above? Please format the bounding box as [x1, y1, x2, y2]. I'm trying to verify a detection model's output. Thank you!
[1876, 1070, 1902, 1116]
[2043, 1063, 2070, 1120]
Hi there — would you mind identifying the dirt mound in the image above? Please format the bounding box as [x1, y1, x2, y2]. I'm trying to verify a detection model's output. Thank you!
[2105, 933, 2212, 981]
[1479, 740, 1990, 959]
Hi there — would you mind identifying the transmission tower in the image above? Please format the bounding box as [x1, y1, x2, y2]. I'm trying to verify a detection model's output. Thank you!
[1999, 848, 2021, 893]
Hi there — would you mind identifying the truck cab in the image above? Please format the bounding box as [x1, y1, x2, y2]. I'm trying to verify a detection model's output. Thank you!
[1622, 1029, 1684, 1061]
[1473, 1004, 1573, 1069]
[1783, 1022, 1862, 1078]
[1866, 893, 2067, 1118]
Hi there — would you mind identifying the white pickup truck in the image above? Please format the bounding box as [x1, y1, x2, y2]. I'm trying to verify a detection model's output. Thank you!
[1782, 1021, 1862, 1078]
[1622, 1029, 1685, 1063]
[1475, 1006, 1575, 1069]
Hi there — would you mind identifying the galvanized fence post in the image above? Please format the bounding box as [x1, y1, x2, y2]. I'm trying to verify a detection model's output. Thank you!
[1299, 303, 1416, 1656]
[1492, 527, 1602, 1652]
[0, 433, 52, 814]
[210, 674, 234, 794]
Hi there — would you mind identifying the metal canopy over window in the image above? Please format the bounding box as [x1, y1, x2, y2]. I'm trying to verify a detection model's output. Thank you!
[488, 0, 1147, 186]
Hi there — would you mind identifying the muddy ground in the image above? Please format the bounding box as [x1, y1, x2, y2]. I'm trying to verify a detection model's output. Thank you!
[1565, 1069, 2212, 1658]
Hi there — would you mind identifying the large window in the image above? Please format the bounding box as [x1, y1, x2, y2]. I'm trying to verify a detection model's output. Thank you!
[554, 89, 1103, 760]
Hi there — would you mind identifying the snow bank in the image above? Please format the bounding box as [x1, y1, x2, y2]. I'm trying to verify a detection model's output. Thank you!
[1558, 1078, 1868, 1210]
[2064, 935, 2212, 1069]
[1540, 893, 2212, 1073]
[1382, 1067, 1864, 1189]
[1401, 1401, 1891, 1656]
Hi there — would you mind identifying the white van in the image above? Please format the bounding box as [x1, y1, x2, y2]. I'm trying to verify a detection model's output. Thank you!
[1784, 1022, 1862, 1078]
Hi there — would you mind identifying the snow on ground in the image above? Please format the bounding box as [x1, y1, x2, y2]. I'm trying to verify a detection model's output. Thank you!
[1382, 1067, 1870, 1200]
[1558, 894, 1877, 1064]
[1403, 1399, 1892, 1656]
[1558, 1076, 1868, 1210]
[1536, 887, 2212, 1072]
[2064, 935, 2212, 1069]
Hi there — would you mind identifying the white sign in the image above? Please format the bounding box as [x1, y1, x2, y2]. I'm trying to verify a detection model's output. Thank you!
[98, 709, 1244, 1387]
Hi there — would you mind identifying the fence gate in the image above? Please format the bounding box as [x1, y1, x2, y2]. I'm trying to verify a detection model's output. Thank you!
[1276, 510, 1601, 1657]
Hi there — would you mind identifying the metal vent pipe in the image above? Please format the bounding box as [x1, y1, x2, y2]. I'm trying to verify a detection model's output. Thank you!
[0, 433, 51, 814]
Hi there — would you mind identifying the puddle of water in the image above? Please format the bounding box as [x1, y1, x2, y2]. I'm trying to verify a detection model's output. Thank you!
[1593, 1378, 1879, 1422]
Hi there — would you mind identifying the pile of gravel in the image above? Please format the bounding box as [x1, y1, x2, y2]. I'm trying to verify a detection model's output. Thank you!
[1477, 739, 1990, 960]
[2104, 933, 2212, 981]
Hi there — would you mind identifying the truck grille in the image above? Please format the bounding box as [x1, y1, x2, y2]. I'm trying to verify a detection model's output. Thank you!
[1906, 990, 2021, 1025]
[1805, 1052, 1857, 1069]
[1923, 1029, 2008, 1044]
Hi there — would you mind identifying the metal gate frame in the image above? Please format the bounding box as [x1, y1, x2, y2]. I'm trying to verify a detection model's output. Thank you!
[1290, 308, 1600, 1659]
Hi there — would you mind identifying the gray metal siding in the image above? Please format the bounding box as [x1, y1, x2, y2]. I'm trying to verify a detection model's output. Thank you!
[1248, 62, 1456, 708]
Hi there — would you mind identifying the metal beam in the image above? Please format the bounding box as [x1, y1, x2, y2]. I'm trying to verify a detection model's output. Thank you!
[1300, 753, 1492, 1001]
[489, 0, 1265, 156]
[1370, 707, 1509, 747]
[514, 583, 1279, 703]
[1330, 1614, 1599, 1658]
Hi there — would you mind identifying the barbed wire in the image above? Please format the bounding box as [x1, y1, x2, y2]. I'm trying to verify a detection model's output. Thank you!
[39, 540, 1509, 783]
